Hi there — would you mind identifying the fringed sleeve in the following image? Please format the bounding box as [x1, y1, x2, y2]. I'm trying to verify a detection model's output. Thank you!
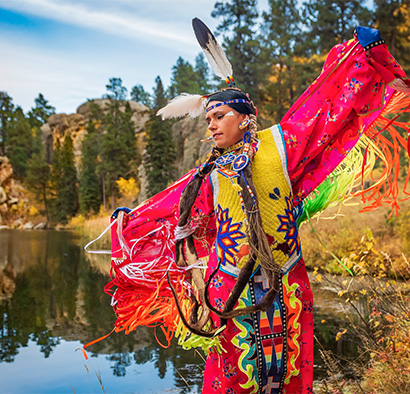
[280, 27, 410, 216]
[106, 170, 216, 348]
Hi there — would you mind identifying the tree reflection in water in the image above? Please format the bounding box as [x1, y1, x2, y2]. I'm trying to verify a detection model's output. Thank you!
[0, 230, 204, 392]
[0, 230, 363, 392]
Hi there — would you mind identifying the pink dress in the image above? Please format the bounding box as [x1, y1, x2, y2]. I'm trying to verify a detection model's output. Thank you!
[105, 27, 409, 394]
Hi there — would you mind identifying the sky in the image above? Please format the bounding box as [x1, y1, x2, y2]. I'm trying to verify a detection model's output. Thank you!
[0, 0, 269, 115]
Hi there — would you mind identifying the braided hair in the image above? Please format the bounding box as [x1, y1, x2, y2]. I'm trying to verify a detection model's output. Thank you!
[171, 88, 280, 336]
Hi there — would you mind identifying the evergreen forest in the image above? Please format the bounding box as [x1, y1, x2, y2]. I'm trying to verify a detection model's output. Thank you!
[1, 0, 409, 225]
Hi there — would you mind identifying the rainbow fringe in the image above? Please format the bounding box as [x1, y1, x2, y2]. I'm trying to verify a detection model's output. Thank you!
[299, 91, 410, 225]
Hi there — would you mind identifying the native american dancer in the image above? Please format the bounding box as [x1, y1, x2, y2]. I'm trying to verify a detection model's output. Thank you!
[88, 19, 410, 394]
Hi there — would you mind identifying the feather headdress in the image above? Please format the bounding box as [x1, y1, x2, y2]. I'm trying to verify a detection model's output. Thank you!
[157, 93, 206, 120]
[192, 17, 234, 85]
[157, 18, 235, 120]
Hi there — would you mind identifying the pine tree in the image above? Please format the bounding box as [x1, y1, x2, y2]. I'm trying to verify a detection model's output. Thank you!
[59, 135, 79, 220]
[99, 99, 137, 208]
[79, 120, 101, 214]
[211, 0, 267, 100]
[51, 136, 79, 222]
[130, 84, 152, 108]
[6, 107, 33, 178]
[302, 0, 372, 55]
[0, 91, 14, 156]
[26, 147, 51, 222]
[104, 78, 127, 101]
[28, 93, 55, 129]
[194, 53, 214, 94]
[374, 0, 410, 74]
[169, 57, 202, 97]
[261, 0, 303, 122]
[145, 76, 176, 197]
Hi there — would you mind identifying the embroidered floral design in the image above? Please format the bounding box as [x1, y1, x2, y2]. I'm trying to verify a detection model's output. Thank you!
[294, 286, 302, 300]
[284, 133, 300, 149]
[216, 205, 246, 267]
[212, 275, 225, 289]
[318, 132, 332, 145]
[340, 77, 364, 103]
[359, 103, 370, 114]
[372, 81, 382, 94]
[211, 378, 222, 390]
[223, 361, 237, 379]
[303, 300, 313, 313]
[345, 77, 363, 94]
[277, 195, 301, 256]
[354, 61, 362, 69]
[327, 114, 338, 123]
[215, 297, 226, 311]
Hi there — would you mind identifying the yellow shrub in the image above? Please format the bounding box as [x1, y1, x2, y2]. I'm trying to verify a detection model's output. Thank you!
[116, 177, 139, 200]
[29, 205, 39, 216]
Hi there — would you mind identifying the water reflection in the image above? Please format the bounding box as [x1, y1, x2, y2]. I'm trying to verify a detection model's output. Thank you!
[0, 230, 204, 393]
[0, 230, 363, 392]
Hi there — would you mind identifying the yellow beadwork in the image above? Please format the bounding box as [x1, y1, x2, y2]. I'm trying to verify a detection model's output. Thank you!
[212, 127, 295, 272]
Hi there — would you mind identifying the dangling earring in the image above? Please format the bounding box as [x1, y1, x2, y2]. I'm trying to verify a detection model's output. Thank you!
[239, 119, 251, 130]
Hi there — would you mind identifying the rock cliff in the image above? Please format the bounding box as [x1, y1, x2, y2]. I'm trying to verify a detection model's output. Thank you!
[0, 156, 27, 225]
[40, 98, 210, 204]
[41, 99, 150, 169]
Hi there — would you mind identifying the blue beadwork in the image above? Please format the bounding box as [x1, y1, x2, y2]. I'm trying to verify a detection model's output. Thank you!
[215, 154, 236, 166]
[206, 99, 251, 113]
[232, 154, 249, 172]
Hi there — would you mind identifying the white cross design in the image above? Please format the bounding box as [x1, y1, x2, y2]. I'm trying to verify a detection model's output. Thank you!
[262, 376, 280, 393]
[254, 267, 270, 290]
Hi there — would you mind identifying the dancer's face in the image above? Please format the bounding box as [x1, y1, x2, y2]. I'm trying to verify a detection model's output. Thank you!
[205, 103, 249, 149]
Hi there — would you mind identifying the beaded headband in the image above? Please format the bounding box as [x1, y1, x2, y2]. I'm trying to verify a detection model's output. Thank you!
[206, 99, 251, 113]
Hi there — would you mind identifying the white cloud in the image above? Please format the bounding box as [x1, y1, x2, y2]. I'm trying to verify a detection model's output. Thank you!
[0, 39, 103, 113]
[0, 0, 198, 48]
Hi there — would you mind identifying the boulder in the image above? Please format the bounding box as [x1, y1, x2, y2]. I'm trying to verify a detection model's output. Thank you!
[12, 219, 22, 229]
[172, 116, 209, 177]
[23, 222, 34, 230]
[76, 99, 149, 133]
[34, 222, 47, 230]
[0, 156, 13, 184]
[0, 187, 6, 204]
[43, 99, 150, 171]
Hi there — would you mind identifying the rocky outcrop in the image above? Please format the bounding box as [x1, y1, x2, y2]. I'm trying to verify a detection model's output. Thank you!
[172, 116, 211, 177]
[0, 156, 27, 225]
[41, 99, 150, 169]
[40, 99, 211, 206]
[41, 113, 86, 166]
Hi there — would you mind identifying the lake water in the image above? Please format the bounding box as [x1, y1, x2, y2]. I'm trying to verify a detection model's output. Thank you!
[0, 230, 358, 393]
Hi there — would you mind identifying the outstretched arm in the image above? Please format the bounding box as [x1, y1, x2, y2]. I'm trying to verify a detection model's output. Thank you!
[279, 27, 410, 206]
[108, 169, 216, 341]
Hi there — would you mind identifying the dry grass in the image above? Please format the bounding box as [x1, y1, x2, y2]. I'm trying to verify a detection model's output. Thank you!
[299, 198, 410, 277]
[313, 251, 410, 394]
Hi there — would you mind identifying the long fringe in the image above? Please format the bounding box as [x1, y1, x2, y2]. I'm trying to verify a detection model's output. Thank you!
[300, 91, 410, 224]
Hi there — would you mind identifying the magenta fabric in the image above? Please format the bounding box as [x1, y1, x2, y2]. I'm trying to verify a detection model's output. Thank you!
[280, 36, 406, 205]
[107, 32, 408, 394]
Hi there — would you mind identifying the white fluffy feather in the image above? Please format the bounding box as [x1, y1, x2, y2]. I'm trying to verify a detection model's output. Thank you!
[156, 94, 206, 119]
